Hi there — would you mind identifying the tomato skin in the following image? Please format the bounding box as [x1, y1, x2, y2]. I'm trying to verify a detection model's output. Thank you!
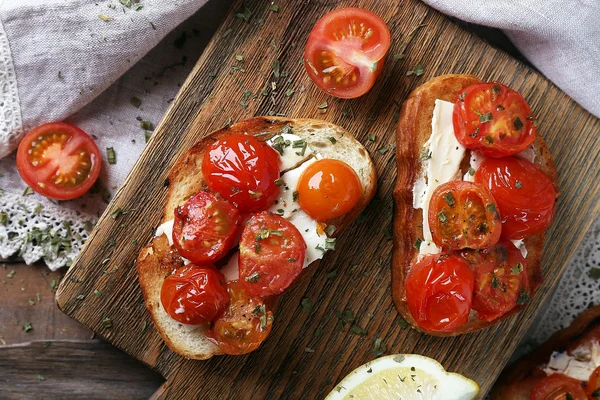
[172, 191, 241, 264]
[428, 181, 501, 251]
[160, 265, 229, 325]
[206, 281, 273, 355]
[405, 254, 474, 333]
[453, 82, 536, 158]
[586, 366, 600, 398]
[239, 212, 306, 297]
[202, 134, 280, 213]
[304, 7, 391, 99]
[474, 157, 556, 239]
[530, 374, 587, 400]
[459, 239, 529, 322]
[16, 122, 101, 200]
[297, 159, 362, 221]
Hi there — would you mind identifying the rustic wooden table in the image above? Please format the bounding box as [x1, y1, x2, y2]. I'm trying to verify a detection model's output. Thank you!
[0, 3, 522, 399]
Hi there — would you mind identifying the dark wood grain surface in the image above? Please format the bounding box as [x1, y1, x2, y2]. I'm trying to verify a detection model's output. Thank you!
[50, 0, 600, 399]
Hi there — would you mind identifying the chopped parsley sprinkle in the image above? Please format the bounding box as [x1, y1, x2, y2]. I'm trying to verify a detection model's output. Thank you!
[235, 54, 243, 62]
[301, 297, 312, 313]
[420, 149, 432, 160]
[285, 87, 295, 97]
[438, 210, 448, 223]
[272, 60, 281, 78]
[269, 4, 279, 12]
[328, 137, 337, 144]
[102, 317, 112, 329]
[512, 263, 524, 275]
[325, 225, 336, 236]
[37, 374, 45, 381]
[130, 97, 142, 108]
[492, 84, 501, 95]
[468, 167, 476, 176]
[368, 133, 376, 142]
[479, 113, 493, 123]
[414, 238, 423, 250]
[293, 191, 299, 202]
[443, 192, 455, 207]
[140, 120, 154, 131]
[406, 63, 424, 77]
[327, 269, 338, 279]
[94, 289, 103, 297]
[324, 237, 336, 250]
[7, 269, 15, 279]
[234, 5, 252, 22]
[317, 101, 328, 110]
[292, 139, 307, 156]
[517, 291, 530, 305]
[23, 322, 33, 332]
[76, 294, 86, 300]
[245, 272, 261, 283]
[351, 325, 368, 335]
[23, 187, 34, 196]
[373, 338, 386, 357]
[397, 318, 409, 329]
[490, 274, 500, 289]
[516, 181, 522, 189]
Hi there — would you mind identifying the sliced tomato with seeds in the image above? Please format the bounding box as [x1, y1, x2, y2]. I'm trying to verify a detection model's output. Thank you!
[459, 239, 530, 322]
[160, 265, 229, 325]
[530, 373, 587, 400]
[428, 181, 501, 251]
[238, 212, 306, 297]
[172, 191, 241, 264]
[304, 8, 391, 99]
[206, 281, 273, 355]
[453, 82, 536, 158]
[16, 122, 101, 200]
[405, 253, 474, 333]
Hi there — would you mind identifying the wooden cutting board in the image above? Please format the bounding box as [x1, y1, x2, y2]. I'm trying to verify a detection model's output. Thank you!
[56, 0, 600, 398]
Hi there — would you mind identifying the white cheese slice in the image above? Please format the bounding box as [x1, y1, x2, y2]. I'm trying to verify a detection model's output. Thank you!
[267, 133, 313, 172]
[289, 211, 328, 268]
[543, 342, 600, 382]
[155, 219, 174, 246]
[268, 157, 315, 219]
[511, 239, 528, 258]
[413, 99, 466, 255]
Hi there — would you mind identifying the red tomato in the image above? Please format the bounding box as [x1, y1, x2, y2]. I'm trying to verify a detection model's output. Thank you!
[206, 281, 273, 355]
[202, 134, 280, 213]
[304, 8, 391, 99]
[586, 366, 600, 398]
[405, 254, 474, 332]
[474, 157, 556, 239]
[296, 159, 362, 221]
[460, 239, 529, 321]
[172, 191, 241, 264]
[530, 374, 587, 400]
[160, 265, 229, 325]
[428, 181, 501, 250]
[238, 212, 306, 297]
[453, 82, 536, 157]
[16, 122, 101, 200]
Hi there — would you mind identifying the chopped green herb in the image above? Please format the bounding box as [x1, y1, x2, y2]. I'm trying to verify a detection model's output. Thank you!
[328, 137, 337, 144]
[269, 4, 279, 12]
[351, 325, 368, 335]
[37, 374, 45, 381]
[397, 318, 409, 329]
[222, 28, 233, 38]
[28, 299, 35, 306]
[406, 63, 424, 76]
[106, 147, 116, 164]
[234, 5, 252, 22]
[245, 272, 261, 283]
[235, 54, 243, 62]
[130, 96, 142, 108]
[58, 71, 64, 81]
[393, 53, 404, 61]
[373, 338, 386, 357]
[516, 181, 522, 189]
[50, 280, 59, 291]
[23, 187, 34, 196]
[285, 87, 295, 97]
[94, 289, 103, 297]
[588, 267, 600, 280]
[110, 207, 126, 219]
[7, 269, 15, 279]
[517, 291, 530, 305]
[479, 113, 493, 123]
[368, 133, 376, 142]
[293, 191, 299, 202]
[443, 192, 455, 207]
[512, 262, 524, 275]
[144, 131, 152, 143]
[98, 14, 113, 22]
[317, 101, 328, 110]
[420, 149, 432, 160]
[102, 317, 112, 329]
[327, 269, 338, 279]
[140, 120, 154, 131]
[492, 84, 501, 95]
[413, 238, 423, 250]
[76, 294, 86, 300]
[272, 60, 281, 78]
[376, 146, 389, 154]
[304, 347, 315, 353]
[491, 274, 499, 289]
[324, 237, 336, 250]
[325, 225, 336, 236]
[301, 297, 312, 313]
[468, 167, 476, 176]
[23, 322, 33, 332]
[438, 210, 448, 223]
[591, 388, 600, 398]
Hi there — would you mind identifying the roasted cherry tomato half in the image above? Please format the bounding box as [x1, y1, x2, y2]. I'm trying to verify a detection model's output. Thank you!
[296, 159, 362, 221]
[172, 191, 241, 264]
[459, 239, 529, 322]
[16, 122, 101, 200]
[239, 212, 306, 297]
[160, 265, 229, 325]
[453, 82, 536, 158]
[206, 281, 273, 355]
[530, 373, 587, 400]
[405, 253, 474, 333]
[304, 7, 391, 99]
[474, 157, 556, 239]
[586, 366, 600, 399]
[202, 134, 280, 213]
[429, 181, 501, 251]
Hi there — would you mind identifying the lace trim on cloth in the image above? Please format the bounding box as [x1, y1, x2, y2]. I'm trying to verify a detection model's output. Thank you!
[0, 4, 23, 158]
[0, 192, 97, 271]
[529, 217, 600, 344]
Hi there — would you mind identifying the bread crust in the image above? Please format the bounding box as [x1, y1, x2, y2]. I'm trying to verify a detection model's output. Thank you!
[490, 305, 600, 399]
[392, 74, 559, 336]
[137, 116, 376, 359]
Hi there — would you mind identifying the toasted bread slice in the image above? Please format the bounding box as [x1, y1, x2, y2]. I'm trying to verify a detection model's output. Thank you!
[490, 305, 600, 399]
[137, 116, 376, 359]
[392, 74, 559, 336]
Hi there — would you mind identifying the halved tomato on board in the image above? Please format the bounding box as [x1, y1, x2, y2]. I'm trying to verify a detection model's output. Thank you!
[459, 239, 530, 322]
[16, 122, 101, 200]
[405, 253, 474, 333]
[428, 181, 501, 251]
[530, 373, 587, 400]
[304, 7, 391, 99]
[474, 157, 556, 239]
[453, 82, 536, 158]
[238, 212, 306, 297]
[172, 191, 241, 264]
[206, 281, 274, 355]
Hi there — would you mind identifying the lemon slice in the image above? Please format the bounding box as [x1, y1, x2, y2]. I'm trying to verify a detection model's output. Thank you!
[325, 354, 479, 400]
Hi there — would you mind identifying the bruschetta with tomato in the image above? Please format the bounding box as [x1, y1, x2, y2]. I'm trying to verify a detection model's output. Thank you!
[392, 74, 559, 335]
[136, 117, 376, 359]
[491, 305, 600, 399]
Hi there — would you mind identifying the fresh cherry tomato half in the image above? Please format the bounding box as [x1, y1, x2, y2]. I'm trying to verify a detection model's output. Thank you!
[453, 82, 536, 158]
[586, 366, 600, 399]
[160, 265, 229, 325]
[474, 157, 556, 239]
[405, 253, 474, 333]
[202, 134, 280, 213]
[530, 373, 587, 400]
[172, 191, 241, 264]
[459, 239, 529, 322]
[239, 212, 306, 297]
[296, 159, 362, 221]
[428, 181, 501, 251]
[304, 7, 391, 99]
[16, 122, 101, 200]
[206, 281, 273, 355]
